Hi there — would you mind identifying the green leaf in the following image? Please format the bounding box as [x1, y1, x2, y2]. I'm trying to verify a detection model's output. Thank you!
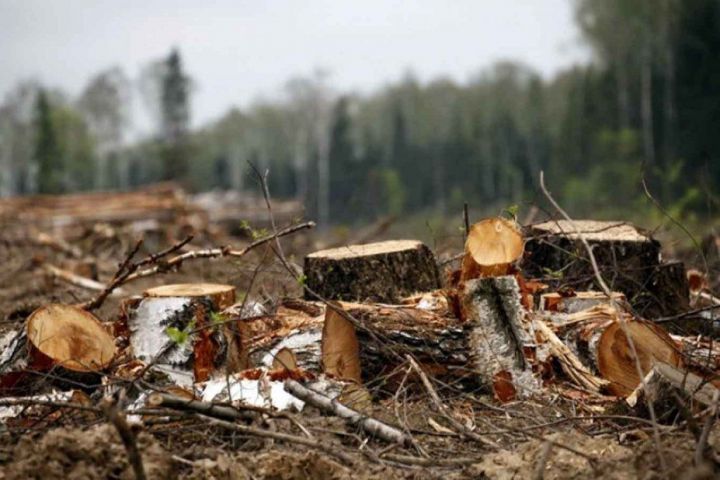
[165, 326, 189, 345]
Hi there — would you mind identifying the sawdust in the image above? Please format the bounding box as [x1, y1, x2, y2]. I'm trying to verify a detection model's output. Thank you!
[0, 424, 173, 479]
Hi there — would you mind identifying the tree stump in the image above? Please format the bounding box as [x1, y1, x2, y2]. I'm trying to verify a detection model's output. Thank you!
[128, 283, 236, 384]
[461, 276, 538, 401]
[304, 240, 441, 303]
[524, 220, 687, 317]
[0, 305, 116, 394]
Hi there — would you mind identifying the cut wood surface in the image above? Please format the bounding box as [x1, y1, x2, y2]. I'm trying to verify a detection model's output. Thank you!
[322, 303, 362, 383]
[27, 304, 115, 372]
[304, 239, 441, 303]
[461, 217, 524, 280]
[128, 283, 237, 384]
[597, 320, 682, 396]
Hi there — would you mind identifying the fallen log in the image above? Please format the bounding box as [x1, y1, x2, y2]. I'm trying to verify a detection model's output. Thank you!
[284, 379, 411, 446]
[127, 283, 237, 384]
[0, 305, 116, 393]
[27, 304, 116, 372]
[304, 239, 441, 303]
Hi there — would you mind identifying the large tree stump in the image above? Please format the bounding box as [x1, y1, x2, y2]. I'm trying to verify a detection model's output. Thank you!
[127, 283, 236, 385]
[304, 240, 441, 303]
[524, 220, 687, 317]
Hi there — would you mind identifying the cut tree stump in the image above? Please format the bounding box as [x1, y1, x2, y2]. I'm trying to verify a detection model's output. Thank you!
[524, 220, 687, 317]
[1, 305, 115, 393]
[304, 240, 441, 303]
[27, 304, 116, 372]
[461, 276, 538, 401]
[127, 283, 236, 384]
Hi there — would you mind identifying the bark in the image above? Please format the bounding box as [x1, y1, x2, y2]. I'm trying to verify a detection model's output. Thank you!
[304, 240, 441, 303]
[626, 363, 720, 418]
[284, 379, 411, 446]
[127, 283, 236, 384]
[524, 220, 686, 317]
[461, 276, 538, 401]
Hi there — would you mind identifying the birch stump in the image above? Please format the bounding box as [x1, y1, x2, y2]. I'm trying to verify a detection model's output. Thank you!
[304, 240, 441, 303]
[128, 283, 236, 384]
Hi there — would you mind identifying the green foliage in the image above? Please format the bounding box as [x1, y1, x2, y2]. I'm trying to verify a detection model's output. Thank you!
[165, 326, 190, 345]
[34, 90, 63, 194]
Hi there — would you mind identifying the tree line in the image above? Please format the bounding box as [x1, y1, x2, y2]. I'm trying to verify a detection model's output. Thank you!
[0, 0, 718, 226]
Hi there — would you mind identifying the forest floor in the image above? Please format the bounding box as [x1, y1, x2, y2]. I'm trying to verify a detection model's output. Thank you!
[0, 212, 718, 480]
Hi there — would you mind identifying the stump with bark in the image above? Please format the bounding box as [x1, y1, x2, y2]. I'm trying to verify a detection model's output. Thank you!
[304, 240, 441, 303]
[127, 283, 237, 384]
[524, 220, 687, 317]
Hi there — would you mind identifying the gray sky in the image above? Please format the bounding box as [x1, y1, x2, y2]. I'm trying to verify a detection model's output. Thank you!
[0, 0, 587, 129]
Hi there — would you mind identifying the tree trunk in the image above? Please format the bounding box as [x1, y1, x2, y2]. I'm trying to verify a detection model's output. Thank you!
[641, 44, 656, 167]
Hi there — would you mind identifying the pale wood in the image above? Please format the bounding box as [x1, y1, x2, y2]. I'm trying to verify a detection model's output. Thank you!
[461, 217, 524, 281]
[26, 304, 115, 372]
[321, 303, 362, 383]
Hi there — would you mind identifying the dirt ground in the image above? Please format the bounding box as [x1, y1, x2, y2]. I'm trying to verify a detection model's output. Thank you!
[1, 221, 719, 479]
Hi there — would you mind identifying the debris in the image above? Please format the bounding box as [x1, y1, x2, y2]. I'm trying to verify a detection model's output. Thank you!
[540, 291, 625, 313]
[304, 239, 441, 302]
[284, 379, 412, 446]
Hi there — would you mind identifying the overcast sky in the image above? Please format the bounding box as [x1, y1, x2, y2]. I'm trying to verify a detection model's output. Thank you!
[0, 0, 588, 129]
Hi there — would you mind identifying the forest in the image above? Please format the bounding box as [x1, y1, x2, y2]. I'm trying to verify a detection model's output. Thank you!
[1, 0, 718, 227]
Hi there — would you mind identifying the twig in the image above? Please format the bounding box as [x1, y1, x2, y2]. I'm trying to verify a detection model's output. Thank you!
[122, 222, 313, 284]
[694, 389, 720, 466]
[406, 355, 498, 449]
[80, 239, 146, 310]
[197, 414, 357, 465]
[146, 393, 257, 422]
[102, 399, 146, 480]
[284, 379, 411, 446]
[463, 202, 470, 244]
[42, 263, 123, 294]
